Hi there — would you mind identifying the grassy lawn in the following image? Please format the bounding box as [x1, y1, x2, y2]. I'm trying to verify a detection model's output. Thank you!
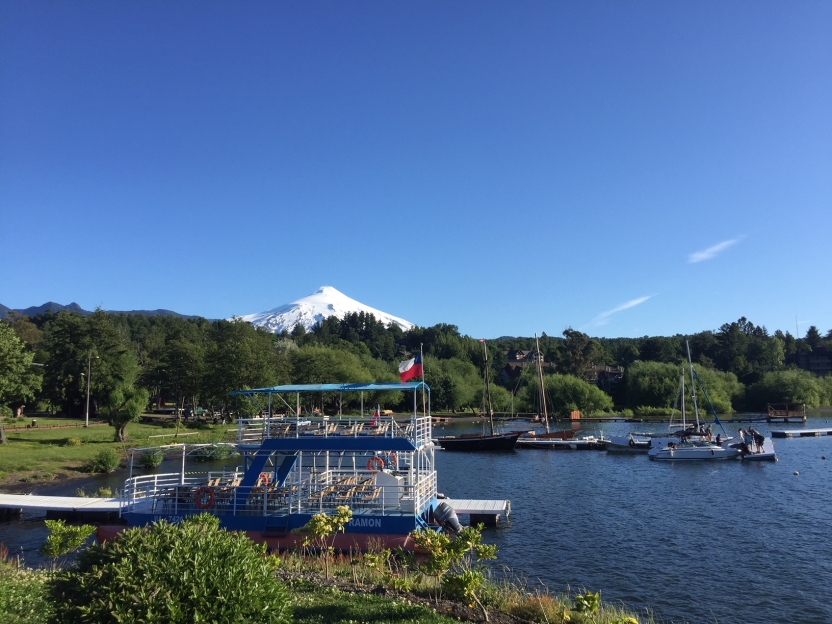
[0, 417, 233, 485]
[288, 579, 459, 624]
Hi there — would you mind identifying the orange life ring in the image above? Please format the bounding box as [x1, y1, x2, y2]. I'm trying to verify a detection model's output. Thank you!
[367, 456, 384, 473]
[386, 452, 398, 470]
[260, 472, 271, 486]
[195, 486, 214, 509]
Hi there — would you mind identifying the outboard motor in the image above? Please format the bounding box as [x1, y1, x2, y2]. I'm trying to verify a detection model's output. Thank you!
[433, 501, 462, 535]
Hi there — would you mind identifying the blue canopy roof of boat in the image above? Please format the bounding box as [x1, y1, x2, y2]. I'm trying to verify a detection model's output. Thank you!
[240, 436, 418, 452]
[231, 382, 430, 396]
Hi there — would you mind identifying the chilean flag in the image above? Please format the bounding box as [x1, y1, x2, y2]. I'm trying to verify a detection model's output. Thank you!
[398, 352, 423, 382]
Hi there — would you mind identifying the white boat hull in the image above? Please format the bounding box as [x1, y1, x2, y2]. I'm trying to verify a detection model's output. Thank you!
[648, 443, 740, 461]
[606, 435, 651, 453]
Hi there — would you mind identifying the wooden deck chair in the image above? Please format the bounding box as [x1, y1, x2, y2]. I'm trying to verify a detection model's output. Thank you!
[333, 487, 357, 503]
[358, 487, 381, 506]
[309, 485, 337, 503]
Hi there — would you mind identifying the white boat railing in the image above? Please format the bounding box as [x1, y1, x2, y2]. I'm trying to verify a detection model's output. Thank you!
[121, 468, 437, 518]
[236, 415, 432, 448]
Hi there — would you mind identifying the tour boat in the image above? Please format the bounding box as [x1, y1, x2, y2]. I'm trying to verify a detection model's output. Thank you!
[115, 382, 463, 550]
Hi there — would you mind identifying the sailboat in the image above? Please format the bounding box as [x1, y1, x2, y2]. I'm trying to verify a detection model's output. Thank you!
[648, 341, 740, 461]
[515, 335, 581, 449]
[436, 340, 520, 451]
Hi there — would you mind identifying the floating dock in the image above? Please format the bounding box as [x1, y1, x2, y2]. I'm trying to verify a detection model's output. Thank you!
[0, 493, 122, 521]
[770, 428, 832, 438]
[444, 498, 510, 526]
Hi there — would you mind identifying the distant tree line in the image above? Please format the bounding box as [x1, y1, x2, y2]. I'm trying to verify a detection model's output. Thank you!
[2, 310, 831, 442]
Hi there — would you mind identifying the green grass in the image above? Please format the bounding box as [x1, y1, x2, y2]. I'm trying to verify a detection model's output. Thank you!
[289, 579, 459, 624]
[278, 549, 654, 624]
[0, 417, 233, 484]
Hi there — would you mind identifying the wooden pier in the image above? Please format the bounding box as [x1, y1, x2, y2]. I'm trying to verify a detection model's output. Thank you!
[770, 428, 832, 438]
[767, 403, 807, 423]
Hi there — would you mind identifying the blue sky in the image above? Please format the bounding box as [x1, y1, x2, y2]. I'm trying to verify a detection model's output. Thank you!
[2, 2, 830, 339]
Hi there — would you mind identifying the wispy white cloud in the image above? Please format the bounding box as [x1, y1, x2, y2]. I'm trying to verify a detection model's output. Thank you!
[688, 239, 740, 263]
[589, 295, 653, 327]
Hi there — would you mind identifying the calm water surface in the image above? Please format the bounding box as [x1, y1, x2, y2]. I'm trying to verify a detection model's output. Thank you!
[435, 418, 832, 624]
[2, 418, 830, 623]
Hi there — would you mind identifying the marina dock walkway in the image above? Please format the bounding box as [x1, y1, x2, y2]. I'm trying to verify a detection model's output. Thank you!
[770, 428, 832, 438]
[0, 493, 121, 513]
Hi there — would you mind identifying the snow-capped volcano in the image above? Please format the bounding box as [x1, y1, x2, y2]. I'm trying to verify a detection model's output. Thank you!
[240, 286, 414, 334]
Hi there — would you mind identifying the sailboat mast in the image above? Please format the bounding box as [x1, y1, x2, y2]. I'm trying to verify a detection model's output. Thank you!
[686, 340, 700, 428]
[482, 340, 495, 436]
[680, 370, 686, 429]
[535, 334, 550, 434]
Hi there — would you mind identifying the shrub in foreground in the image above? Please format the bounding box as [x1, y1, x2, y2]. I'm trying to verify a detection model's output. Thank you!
[50, 514, 291, 624]
[0, 551, 53, 624]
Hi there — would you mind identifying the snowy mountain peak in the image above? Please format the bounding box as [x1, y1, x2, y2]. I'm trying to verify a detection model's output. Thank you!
[240, 286, 414, 334]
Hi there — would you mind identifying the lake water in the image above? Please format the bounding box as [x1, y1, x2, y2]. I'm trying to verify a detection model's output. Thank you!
[2, 417, 831, 623]
[435, 417, 832, 624]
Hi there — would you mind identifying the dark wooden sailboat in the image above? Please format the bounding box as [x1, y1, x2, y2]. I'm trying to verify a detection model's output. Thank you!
[436, 340, 520, 451]
[516, 334, 580, 449]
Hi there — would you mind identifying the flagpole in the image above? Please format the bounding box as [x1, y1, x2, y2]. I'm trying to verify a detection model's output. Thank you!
[420, 343, 426, 417]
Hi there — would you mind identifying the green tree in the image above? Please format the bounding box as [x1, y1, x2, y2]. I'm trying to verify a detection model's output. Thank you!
[805, 325, 822, 350]
[638, 336, 680, 363]
[556, 329, 603, 376]
[163, 337, 206, 417]
[203, 319, 284, 413]
[4, 312, 44, 352]
[625, 361, 680, 409]
[425, 356, 481, 412]
[545, 374, 613, 417]
[692, 366, 744, 414]
[0, 323, 43, 443]
[101, 361, 151, 442]
[745, 369, 826, 410]
[516, 372, 612, 417]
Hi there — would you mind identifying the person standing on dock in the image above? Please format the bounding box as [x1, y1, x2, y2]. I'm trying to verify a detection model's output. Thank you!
[737, 428, 751, 455]
[749, 427, 765, 454]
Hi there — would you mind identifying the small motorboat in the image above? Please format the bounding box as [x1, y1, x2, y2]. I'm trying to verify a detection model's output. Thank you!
[606, 434, 652, 453]
[568, 434, 608, 450]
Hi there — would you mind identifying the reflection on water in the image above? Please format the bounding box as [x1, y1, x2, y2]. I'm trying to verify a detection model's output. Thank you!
[2, 419, 831, 622]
